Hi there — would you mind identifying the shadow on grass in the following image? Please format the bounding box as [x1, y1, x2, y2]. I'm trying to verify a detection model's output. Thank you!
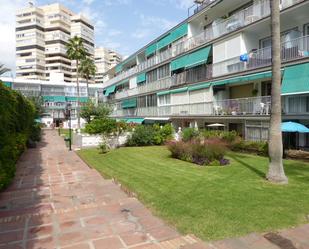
[229, 154, 266, 179]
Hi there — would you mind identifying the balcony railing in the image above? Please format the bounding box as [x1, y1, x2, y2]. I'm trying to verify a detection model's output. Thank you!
[137, 77, 172, 95]
[213, 35, 309, 77]
[111, 96, 272, 117]
[104, 0, 303, 89]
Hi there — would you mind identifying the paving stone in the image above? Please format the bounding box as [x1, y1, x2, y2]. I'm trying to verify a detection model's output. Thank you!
[92, 236, 124, 249]
[0, 130, 308, 249]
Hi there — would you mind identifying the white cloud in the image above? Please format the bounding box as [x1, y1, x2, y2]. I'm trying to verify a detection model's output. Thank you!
[104, 0, 131, 6]
[82, 0, 94, 5]
[131, 29, 151, 39]
[139, 14, 177, 31]
[0, 0, 25, 75]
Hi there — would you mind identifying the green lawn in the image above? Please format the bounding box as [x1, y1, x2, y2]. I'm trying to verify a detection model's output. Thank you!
[78, 146, 309, 241]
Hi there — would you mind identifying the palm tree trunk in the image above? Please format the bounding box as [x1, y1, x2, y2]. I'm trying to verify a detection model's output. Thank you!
[76, 59, 81, 129]
[267, 0, 288, 184]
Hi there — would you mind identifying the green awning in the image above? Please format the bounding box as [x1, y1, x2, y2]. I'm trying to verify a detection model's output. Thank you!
[2, 81, 12, 88]
[65, 97, 89, 103]
[171, 46, 211, 71]
[104, 85, 116, 96]
[116, 80, 129, 86]
[157, 90, 171, 96]
[170, 87, 188, 94]
[43, 96, 66, 102]
[157, 34, 172, 50]
[122, 98, 137, 109]
[115, 63, 122, 73]
[212, 71, 273, 86]
[157, 23, 188, 50]
[126, 118, 144, 124]
[145, 43, 157, 57]
[282, 63, 309, 95]
[137, 73, 146, 84]
[170, 23, 188, 42]
[188, 82, 211, 91]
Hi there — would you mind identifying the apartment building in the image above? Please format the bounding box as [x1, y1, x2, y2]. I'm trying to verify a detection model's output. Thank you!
[16, 3, 94, 83]
[101, 0, 309, 150]
[95, 47, 123, 84]
[0, 76, 103, 128]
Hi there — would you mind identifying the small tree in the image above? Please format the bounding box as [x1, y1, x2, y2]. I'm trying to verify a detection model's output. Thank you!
[80, 102, 112, 124]
[66, 36, 86, 128]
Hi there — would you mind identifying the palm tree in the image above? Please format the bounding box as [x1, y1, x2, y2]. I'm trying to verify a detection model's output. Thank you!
[79, 57, 96, 95]
[0, 64, 10, 75]
[66, 36, 86, 128]
[267, 0, 288, 184]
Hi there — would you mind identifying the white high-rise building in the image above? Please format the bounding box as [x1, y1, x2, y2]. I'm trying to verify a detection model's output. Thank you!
[95, 47, 122, 84]
[16, 3, 94, 83]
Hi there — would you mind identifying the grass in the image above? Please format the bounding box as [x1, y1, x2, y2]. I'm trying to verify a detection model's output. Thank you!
[78, 146, 309, 241]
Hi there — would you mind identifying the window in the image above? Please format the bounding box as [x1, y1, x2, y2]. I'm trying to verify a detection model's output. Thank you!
[304, 23, 309, 36]
[158, 94, 171, 106]
[147, 94, 157, 107]
[259, 27, 301, 48]
[288, 96, 309, 113]
[261, 81, 271, 96]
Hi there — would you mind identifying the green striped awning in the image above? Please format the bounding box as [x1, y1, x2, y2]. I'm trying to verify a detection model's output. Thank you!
[115, 63, 122, 73]
[137, 73, 146, 84]
[157, 90, 171, 96]
[170, 87, 188, 94]
[43, 96, 66, 102]
[157, 23, 188, 50]
[212, 71, 273, 86]
[122, 98, 137, 109]
[65, 97, 89, 103]
[188, 82, 211, 91]
[171, 46, 211, 71]
[116, 80, 129, 86]
[282, 63, 309, 95]
[2, 81, 12, 88]
[104, 85, 116, 96]
[126, 118, 144, 124]
[145, 43, 157, 57]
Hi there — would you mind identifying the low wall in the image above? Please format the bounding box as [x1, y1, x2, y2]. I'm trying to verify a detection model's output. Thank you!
[73, 132, 130, 149]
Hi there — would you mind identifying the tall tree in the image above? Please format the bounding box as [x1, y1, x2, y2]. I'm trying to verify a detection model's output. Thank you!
[66, 36, 86, 128]
[267, 0, 288, 184]
[79, 57, 96, 95]
[0, 63, 10, 76]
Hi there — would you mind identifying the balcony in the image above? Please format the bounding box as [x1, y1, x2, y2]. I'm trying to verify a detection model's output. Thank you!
[213, 35, 309, 77]
[111, 96, 272, 117]
[104, 0, 304, 89]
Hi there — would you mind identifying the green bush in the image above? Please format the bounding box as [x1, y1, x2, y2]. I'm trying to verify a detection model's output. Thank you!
[0, 82, 37, 190]
[201, 130, 238, 143]
[230, 140, 268, 156]
[127, 124, 174, 147]
[182, 128, 200, 142]
[167, 139, 229, 166]
[85, 118, 117, 135]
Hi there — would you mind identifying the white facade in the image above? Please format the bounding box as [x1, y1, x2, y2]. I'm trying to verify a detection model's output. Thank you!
[16, 3, 94, 83]
[95, 47, 122, 84]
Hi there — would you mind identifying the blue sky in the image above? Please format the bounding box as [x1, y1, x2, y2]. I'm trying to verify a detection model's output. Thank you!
[0, 0, 193, 72]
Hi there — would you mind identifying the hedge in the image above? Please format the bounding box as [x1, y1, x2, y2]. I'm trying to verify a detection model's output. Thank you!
[0, 83, 37, 190]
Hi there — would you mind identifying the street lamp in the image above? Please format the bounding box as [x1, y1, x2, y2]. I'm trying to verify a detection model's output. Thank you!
[65, 103, 72, 151]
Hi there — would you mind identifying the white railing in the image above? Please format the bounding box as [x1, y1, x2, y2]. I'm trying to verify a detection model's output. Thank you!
[111, 96, 272, 117]
[213, 35, 309, 77]
[104, 0, 303, 89]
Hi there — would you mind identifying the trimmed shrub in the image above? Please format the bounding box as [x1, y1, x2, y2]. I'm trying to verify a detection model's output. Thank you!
[127, 124, 174, 147]
[0, 82, 37, 190]
[167, 139, 229, 166]
[182, 128, 200, 142]
[230, 140, 268, 156]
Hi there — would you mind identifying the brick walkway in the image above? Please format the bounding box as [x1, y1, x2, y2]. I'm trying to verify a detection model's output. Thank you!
[0, 130, 308, 249]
